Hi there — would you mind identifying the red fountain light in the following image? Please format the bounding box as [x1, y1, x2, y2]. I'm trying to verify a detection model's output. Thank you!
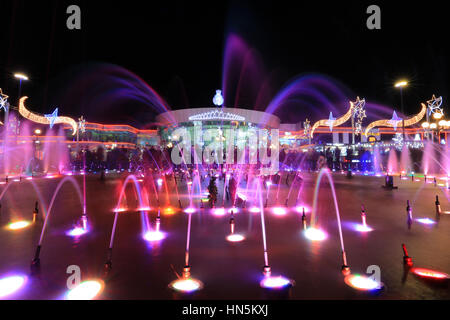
[411, 268, 450, 280]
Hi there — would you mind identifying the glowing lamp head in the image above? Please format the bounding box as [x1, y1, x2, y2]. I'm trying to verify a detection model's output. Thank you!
[14, 73, 29, 81]
[394, 80, 408, 88]
[304, 228, 327, 241]
[0, 275, 27, 298]
[344, 274, 383, 291]
[65, 280, 104, 300]
[430, 123, 437, 129]
[7, 221, 31, 230]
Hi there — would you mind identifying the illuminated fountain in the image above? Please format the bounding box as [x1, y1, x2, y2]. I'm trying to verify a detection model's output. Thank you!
[309, 168, 350, 275]
[104, 175, 151, 274]
[254, 180, 293, 290]
[31, 176, 84, 271]
[402, 244, 450, 283]
[169, 184, 203, 294]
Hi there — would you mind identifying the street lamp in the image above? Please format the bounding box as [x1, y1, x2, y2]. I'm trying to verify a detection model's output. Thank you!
[395, 80, 408, 139]
[14, 73, 29, 101]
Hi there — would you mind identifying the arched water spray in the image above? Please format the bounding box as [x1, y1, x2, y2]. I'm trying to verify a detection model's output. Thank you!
[31, 176, 83, 267]
[104, 175, 149, 271]
[309, 168, 350, 274]
[0, 179, 49, 221]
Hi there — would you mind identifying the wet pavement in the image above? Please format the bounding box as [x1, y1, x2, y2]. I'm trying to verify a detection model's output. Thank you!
[0, 172, 449, 299]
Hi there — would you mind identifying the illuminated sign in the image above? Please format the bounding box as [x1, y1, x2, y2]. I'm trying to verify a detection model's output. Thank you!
[189, 110, 245, 122]
[19, 97, 78, 135]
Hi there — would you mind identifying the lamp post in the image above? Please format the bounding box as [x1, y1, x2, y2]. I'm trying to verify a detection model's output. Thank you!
[395, 81, 408, 140]
[14, 73, 29, 102]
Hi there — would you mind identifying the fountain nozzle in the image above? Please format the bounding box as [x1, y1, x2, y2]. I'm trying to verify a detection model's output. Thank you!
[406, 200, 413, 229]
[263, 266, 272, 277]
[301, 208, 307, 230]
[183, 265, 191, 279]
[435, 195, 441, 216]
[341, 251, 351, 276]
[402, 244, 413, 267]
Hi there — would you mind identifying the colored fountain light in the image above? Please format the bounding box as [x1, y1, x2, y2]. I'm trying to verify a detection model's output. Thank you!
[344, 274, 383, 291]
[184, 207, 196, 214]
[169, 278, 203, 293]
[354, 224, 374, 232]
[7, 221, 31, 230]
[213, 208, 226, 216]
[226, 234, 245, 242]
[228, 207, 239, 214]
[163, 207, 176, 215]
[272, 207, 287, 216]
[143, 230, 166, 242]
[67, 227, 88, 237]
[113, 207, 127, 213]
[411, 268, 450, 280]
[260, 275, 292, 289]
[416, 218, 436, 225]
[295, 206, 309, 213]
[137, 207, 151, 211]
[0, 275, 27, 298]
[65, 280, 104, 300]
[304, 228, 327, 241]
[249, 207, 261, 213]
[157, 178, 163, 186]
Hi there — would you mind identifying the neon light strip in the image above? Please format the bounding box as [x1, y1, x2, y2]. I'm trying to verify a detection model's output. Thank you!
[365, 103, 426, 136]
[310, 102, 354, 137]
[19, 97, 78, 136]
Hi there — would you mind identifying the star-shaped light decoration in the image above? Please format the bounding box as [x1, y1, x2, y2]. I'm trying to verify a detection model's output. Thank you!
[352, 97, 367, 135]
[388, 111, 402, 131]
[0, 89, 9, 112]
[326, 112, 336, 131]
[426, 95, 443, 116]
[78, 116, 86, 133]
[303, 118, 311, 136]
[45, 108, 59, 129]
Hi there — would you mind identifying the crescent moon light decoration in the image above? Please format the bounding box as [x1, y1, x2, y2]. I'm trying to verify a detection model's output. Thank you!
[19, 97, 78, 136]
[364, 103, 427, 136]
[310, 102, 355, 138]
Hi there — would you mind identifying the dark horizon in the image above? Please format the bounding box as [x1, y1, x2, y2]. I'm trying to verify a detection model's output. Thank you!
[0, 1, 448, 128]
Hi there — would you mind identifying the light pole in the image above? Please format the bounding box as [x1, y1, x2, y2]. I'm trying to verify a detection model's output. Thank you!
[395, 80, 408, 140]
[14, 73, 29, 102]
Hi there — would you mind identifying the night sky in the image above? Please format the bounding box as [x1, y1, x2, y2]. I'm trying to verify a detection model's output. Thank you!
[0, 0, 448, 128]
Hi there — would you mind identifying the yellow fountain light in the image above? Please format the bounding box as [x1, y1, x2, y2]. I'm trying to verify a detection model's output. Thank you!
[394, 80, 408, 88]
[7, 221, 32, 230]
[19, 97, 77, 136]
[365, 103, 426, 136]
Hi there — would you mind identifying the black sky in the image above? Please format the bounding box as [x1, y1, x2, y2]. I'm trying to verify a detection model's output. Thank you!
[0, 0, 448, 127]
